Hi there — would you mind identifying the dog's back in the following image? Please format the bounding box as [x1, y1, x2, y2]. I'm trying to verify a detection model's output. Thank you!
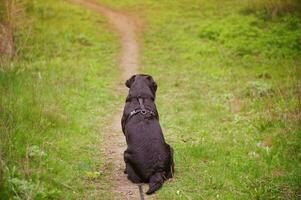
[121, 74, 174, 194]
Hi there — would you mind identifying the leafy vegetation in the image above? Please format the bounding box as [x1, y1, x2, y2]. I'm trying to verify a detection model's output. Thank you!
[0, 0, 119, 199]
[1, 0, 300, 199]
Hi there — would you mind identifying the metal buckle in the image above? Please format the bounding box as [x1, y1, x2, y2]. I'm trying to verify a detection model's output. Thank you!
[130, 110, 136, 116]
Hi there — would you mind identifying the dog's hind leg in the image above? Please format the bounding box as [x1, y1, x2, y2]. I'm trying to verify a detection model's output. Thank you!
[166, 145, 174, 179]
[126, 163, 142, 183]
[124, 151, 141, 183]
[123, 151, 130, 174]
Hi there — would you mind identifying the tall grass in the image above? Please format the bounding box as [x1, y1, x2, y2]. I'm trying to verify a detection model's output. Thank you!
[0, 0, 31, 63]
[245, 0, 301, 19]
[0, 0, 20, 61]
[0, 0, 29, 187]
[0, 0, 12, 23]
[0, 0, 10, 60]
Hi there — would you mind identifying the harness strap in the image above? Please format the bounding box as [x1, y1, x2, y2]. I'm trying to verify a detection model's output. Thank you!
[128, 98, 156, 119]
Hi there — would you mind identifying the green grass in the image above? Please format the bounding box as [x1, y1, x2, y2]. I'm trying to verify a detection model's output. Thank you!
[99, 0, 301, 199]
[1, 0, 301, 199]
[0, 0, 120, 199]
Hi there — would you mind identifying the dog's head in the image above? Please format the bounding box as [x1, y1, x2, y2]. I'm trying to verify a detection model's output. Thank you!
[125, 74, 157, 98]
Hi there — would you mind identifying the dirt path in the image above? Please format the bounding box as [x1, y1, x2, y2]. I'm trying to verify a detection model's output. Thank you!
[71, 0, 152, 199]
[72, 0, 139, 79]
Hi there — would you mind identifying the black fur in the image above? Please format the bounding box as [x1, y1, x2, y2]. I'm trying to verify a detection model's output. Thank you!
[121, 74, 174, 194]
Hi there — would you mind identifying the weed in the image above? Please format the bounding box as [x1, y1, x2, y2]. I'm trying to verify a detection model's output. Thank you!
[245, 81, 274, 97]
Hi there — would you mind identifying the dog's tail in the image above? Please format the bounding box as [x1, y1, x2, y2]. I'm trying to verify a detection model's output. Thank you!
[146, 171, 164, 195]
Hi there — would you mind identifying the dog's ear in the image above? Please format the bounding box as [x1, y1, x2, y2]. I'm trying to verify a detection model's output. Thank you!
[147, 75, 157, 92]
[125, 75, 136, 88]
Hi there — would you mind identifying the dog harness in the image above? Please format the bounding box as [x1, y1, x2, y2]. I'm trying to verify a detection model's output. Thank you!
[129, 98, 156, 119]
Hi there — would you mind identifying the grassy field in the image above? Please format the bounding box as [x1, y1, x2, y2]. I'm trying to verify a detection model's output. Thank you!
[100, 0, 301, 199]
[1, 0, 301, 199]
[0, 0, 120, 199]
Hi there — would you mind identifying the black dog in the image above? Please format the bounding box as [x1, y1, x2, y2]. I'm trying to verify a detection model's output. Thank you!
[121, 74, 174, 194]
